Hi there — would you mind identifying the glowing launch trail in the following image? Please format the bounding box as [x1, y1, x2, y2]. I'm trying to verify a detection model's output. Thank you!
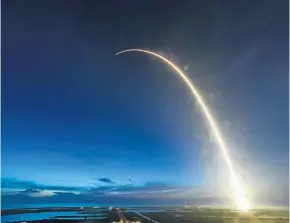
[115, 49, 250, 211]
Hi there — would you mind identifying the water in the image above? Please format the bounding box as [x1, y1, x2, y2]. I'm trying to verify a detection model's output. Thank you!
[1, 203, 108, 223]
[2, 211, 78, 222]
[128, 209, 166, 213]
[1, 210, 108, 222]
[56, 217, 106, 220]
[1, 203, 176, 222]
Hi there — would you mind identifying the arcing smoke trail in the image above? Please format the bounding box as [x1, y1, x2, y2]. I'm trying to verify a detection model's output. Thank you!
[115, 49, 250, 211]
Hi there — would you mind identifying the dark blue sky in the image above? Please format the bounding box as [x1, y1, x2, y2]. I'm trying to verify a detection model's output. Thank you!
[2, 0, 288, 206]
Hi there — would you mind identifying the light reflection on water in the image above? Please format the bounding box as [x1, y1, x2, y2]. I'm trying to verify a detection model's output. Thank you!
[1, 211, 106, 223]
[56, 217, 106, 220]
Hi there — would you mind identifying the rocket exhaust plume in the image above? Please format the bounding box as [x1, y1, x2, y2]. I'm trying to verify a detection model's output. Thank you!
[115, 49, 251, 211]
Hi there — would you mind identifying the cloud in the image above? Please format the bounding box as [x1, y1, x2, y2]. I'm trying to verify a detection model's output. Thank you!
[0, 178, 229, 200]
[19, 188, 40, 194]
[14, 188, 59, 198]
[29, 190, 56, 198]
[2, 178, 38, 189]
[87, 185, 117, 195]
[2, 178, 184, 198]
[3, 177, 288, 207]
[97, 178, 116, 184]
[1, 178, 86, 192]
[85, 182, 174, 196]
[108, 182, 179, 195]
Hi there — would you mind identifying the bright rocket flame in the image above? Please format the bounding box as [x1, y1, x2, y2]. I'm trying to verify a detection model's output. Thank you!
[115, 49, 251, 211]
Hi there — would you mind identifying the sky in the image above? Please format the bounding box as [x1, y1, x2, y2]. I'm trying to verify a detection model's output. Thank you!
[2, 0, 289, 207]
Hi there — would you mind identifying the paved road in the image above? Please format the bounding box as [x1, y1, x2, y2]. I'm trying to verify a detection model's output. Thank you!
[116, 208, 128, 222]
